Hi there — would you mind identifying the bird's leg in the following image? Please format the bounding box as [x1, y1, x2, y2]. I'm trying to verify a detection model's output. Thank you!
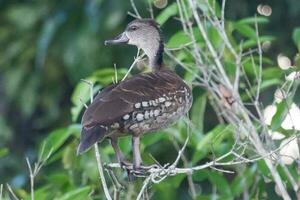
[132, 136, 143, 171]
[110, 138, 131, 168]
[110, 138, 135, 181]
[131, 137, 161, 176]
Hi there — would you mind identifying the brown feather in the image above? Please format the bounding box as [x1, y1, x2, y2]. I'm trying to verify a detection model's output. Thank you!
[81, 69, 188, 133]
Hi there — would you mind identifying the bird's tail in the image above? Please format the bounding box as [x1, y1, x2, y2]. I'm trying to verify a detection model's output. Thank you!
[77, 125, 107, 155]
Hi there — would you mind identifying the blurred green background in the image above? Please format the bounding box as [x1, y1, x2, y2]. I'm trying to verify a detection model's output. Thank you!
[0, 0, 300, 199]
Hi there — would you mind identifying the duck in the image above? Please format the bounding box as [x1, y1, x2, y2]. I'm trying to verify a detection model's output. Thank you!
[77, 18, 193, 174]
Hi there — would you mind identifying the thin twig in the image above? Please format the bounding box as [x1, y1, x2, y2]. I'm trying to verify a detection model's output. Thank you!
[209, 166, 234, 174]
[170, 133, 190, 168]
[221, 0, 226, 29]
[136, 176, 151, 200]
[0, 184, 3, 200]
[188, 0, 232, 88]
[122, 49, 143, 81]
[148, 0, 154, 19]
[94, 145, 112, 200]
[26, 158, 35, 200]
[166, 41, 195, 51]
[130, 0, 141, 18]
[254, 15, 262, 102]
[114, 64, 118, 84]
[25, 143, 53, 200]
[80, 98, 88, 109]
[6, 184, 19, 200]
[105, 167, 125, 200]
[171, 136, 197, 199]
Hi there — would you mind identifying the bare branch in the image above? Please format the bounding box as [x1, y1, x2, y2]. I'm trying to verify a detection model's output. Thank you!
[254, 15, 263, 102]
[6, 184, 19, 200]
[170, 135, 197, 199]
[122, 48, 144, 81]
[0, 184, 3, 200]
[136, 176, 151, 200]
[25, 143, 53, 200]
[130, 0, 141, 19]
[147, 0, 154, 19]
[94, 145, 112, 200]
[221, 0, 226, 29]
[26, 158, 35, 200]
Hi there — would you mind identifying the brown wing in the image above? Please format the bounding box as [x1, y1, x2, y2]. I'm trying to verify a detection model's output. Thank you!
[82, 69, 183, 128]
[78, 69, 188, 154]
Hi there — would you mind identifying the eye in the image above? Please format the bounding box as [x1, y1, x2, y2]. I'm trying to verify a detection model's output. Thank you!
[128, 25, 138, 31]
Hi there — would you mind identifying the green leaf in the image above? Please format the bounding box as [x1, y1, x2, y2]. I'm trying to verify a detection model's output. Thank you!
[197, 1, 210, 14]
[279, 164, 299, 189]
[92, 68, 127, 85]
[192, 124, 233, 163]
[5, 5, 43, 30]
[208, 25, 222, 48]
[195, 195, 214, 200]
[154, 174, 186, 199]
[241, 56, 276, 78]
[271, 99, 293, 131]
[208, 171, 232, 198]
[167, 28, 203, 49]
[167, 31, 191, 49]
[262, 67, 283, 80]
[196, 124, 231, 151]
[231, 165, 257, 197]
[260, 79, 283, 91]
[234, 23, 257, 40]
[241, 79, 282, 101]
[62, 144, 76, 169]
[240, 35, 275, 49]
[39, 125, 79, 159]
[237, 17, 269, 25]
[142, 131, 168, 147]
[46, 172, 71, 188]
[294, 53, 300, 68]
[0, 148, 9, 158]
[4, 67, 26, 100]
[118, 137, 132, 155]
[40, 128, 68, 158]
[55, 186, 92, 200]
[292, 27, 300, 49]
[193, 169, 209, 182]
[257, 160, 271, 178]
[24, 185, 53, 200]
[191, 94, 207, 133]
[70, 77, 99, 122]
[234, 16, 270, 45]
[207, 0, 221, 17]
[156, 3, 178, 25]
[276, 128, 300, 137]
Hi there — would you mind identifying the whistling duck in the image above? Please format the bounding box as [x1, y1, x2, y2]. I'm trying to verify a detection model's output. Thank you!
[77, 19, 193, 172]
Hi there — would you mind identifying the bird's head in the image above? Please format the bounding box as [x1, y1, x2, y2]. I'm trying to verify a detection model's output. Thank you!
[105, 18, 164, 69]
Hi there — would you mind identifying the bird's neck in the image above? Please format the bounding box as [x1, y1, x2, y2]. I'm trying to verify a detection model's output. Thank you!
[143, 40, 164, 71]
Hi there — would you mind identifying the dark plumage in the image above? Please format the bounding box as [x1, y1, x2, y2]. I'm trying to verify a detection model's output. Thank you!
[77, 18, 193, 174]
